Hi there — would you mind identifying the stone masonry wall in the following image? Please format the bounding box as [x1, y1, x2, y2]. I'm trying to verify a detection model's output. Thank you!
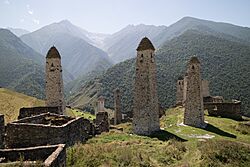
[18, 106, 62, 119]
[0, 144, 66, 167]
[184, 57, 205, 128]
[204, 101, 242, 120]
[133, 37, 160, 135]
[5, 113, 87, 148]
[95, 111, 109, 134]
[176, 79, 184, 106]
[0, 114, 4, 148]
[202, 80, 210, 97]
[114, 88, 122, 125]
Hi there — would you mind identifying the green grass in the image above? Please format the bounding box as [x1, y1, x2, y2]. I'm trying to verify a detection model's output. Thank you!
[67, 107, 250, 167]
[67, 108, 96, 120]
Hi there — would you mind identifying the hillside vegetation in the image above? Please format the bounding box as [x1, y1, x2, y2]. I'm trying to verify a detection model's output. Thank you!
[0, 88, 44, 123]
[67, 107, 250, 167]
[68, 30, 250, 117]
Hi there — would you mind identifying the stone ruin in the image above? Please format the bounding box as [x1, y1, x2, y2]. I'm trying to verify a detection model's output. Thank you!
[0, 115, 4, 148]
[45, 46, 65, 114]
[114, 88, 122, 125]
[18, 106, 62, 119]
[184, 57, 206, 128]
[95, 111, 110, 134]
[97, 96, 105, 113]
[176, 57, 242, 123]
[132, 37, 160, 135]
[0, 144, 66, 167]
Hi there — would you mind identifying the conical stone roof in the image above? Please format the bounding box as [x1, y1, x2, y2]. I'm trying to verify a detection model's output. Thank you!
[46, 46, 61, 59]
[189, 56, 200, 64]
[136, 37, 155, 51]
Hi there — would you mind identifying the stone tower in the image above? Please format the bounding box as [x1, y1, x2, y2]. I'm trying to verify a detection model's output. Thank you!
[176, 76, 184, 106]
[114, 88, 122, 125]
[97, 96, 105, 113]
[184, 57, 205, 128]
[132, 37, 160, 135]
[45, 46, 65, 114]
[202, 80, 210, 97]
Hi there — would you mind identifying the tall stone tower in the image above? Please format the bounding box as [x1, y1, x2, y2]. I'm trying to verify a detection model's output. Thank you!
[97, 96, 105, 113]
[176, 76, 184, 106]
[202, 80, 210, 97]
[114, 88, 122, 125]
[184, 57, 205, 128]
[45, 46, 65, 114]
[132, 37, 160, 135]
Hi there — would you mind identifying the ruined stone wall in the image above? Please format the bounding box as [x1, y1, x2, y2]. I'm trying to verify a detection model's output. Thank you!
[45, 48, 65, 114]
[204, 101, 242, 120]
[95, 111, 109, 134]
[202, 80, 210, 97]
[114, 89, 122, 125]
[182, 75, 188, 105]
[132, 38, 160, 135]
[18, 106, 62, 119]
[176, 79, 184, 106]
[5, 113, 88, 148]
[0, 114, 4, 148]
[0, 144, 66, 167]
[184, 57, 205, 128]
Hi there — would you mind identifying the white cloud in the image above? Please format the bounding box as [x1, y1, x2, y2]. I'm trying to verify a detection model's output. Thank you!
[20, 19, 25, 23]
[28, 10, 33, 15]
[33, 19, 40, 25]
[26, 4, 33, 15]
[4, 0, 10, 5]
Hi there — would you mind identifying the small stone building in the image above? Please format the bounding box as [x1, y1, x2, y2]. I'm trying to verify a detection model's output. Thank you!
[45, 46, 65, 114]
[114, 88, 122, 125]
[18, 106, 62, 119]
[132, 37, 160, 135]
[5, 113, 89, 148]
[95, 112, 109, 134]
[184, 57, 206, 128]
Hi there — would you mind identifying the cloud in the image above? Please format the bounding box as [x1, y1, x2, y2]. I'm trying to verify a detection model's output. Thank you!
[20, 19, 25, 23]
[26, 4, 33, 15]
[33, 19, 40, 25]
[4, 0, 10, 5]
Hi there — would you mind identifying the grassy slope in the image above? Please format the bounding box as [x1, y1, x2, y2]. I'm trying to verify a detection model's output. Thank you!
[67, 107, 250, 167]
[0, 88, 44, 123]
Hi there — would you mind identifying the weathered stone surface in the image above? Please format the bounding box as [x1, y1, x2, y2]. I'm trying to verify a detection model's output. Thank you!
[5, 113, 89, 148]
[95, 111, 109, 134]
[202, 80, 210, 97]
[45, 46, 65, 114]
[176, 77, 184, 106]
[97, 96, 105, 113]
[132, 37, 160, 135]
[114, 88, 122, 125]
[204, 100, 242, 120]
[18, 106, 62, 119]
[184, 57, 206, 128]
[0, 144, 66, 167]
[0, 115, 4, 148]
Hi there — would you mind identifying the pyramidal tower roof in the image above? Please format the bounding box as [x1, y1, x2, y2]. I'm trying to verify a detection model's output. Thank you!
[189, 56, 200, 64]
[136, 37, 155, 51]
[46, 46, 61, 59]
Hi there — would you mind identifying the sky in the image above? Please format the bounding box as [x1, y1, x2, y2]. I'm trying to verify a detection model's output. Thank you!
[0, 0, 250, 34]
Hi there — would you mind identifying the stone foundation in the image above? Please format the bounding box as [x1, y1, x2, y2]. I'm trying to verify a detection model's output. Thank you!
[5, 113, 89, 148]
[204, 101, 242, 120]
[18, 106, 62, 119]
[0, 144, 66, 167]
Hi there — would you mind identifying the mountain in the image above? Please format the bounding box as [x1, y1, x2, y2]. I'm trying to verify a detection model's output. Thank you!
[8, 28, 30, 37]
[0, 88, 44, 123]
[21, 20, 113, 78]
[67, 29, 250, 117]
[103, 24, 166, 63]
[0, 29, 45, 99]
[153, 16, 250, 46]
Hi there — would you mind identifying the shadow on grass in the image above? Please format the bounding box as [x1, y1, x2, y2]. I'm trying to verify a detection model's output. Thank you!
[150, 130, 187, 142]
[204, 123, 237, 138]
